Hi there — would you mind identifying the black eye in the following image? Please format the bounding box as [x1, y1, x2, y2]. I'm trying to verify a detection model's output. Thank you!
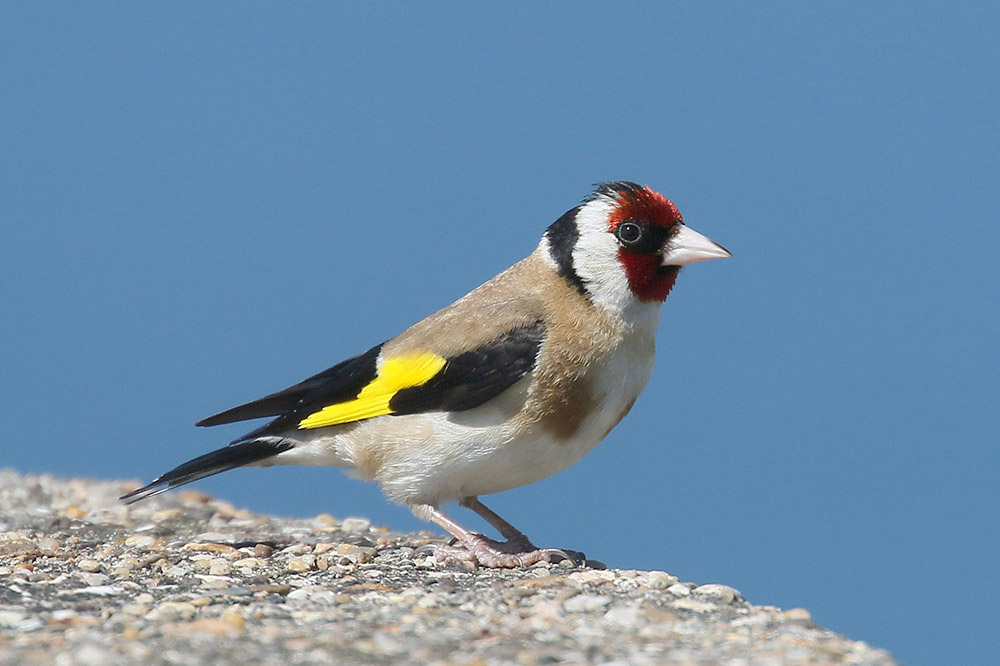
[616, 221, 643, 245]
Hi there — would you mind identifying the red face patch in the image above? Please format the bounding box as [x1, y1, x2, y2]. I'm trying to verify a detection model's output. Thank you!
[617, 250, 680, 302]
[607, 185, 683, 303]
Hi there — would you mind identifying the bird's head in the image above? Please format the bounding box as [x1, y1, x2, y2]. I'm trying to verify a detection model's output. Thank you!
[542, 181, 730, 312]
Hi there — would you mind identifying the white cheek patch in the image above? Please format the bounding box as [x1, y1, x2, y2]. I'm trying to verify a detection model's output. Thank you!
[571, 199, 634, 314]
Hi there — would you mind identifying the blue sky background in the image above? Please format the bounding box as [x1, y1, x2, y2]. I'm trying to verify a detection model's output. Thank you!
[2, 4, 997, 664]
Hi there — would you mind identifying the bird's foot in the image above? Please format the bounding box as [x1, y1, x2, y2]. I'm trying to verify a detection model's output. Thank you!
[417, 533, 585, 568]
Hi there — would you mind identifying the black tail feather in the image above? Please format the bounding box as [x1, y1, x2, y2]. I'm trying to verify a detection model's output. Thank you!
[120, 437, 295, 504]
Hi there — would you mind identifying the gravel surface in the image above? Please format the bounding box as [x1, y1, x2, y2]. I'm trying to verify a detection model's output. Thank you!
[0, 470, 897, 665]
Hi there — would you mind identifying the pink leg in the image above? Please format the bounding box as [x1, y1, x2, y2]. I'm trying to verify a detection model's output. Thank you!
[412, 500, 579, 568]
[460, 496, 536, 550]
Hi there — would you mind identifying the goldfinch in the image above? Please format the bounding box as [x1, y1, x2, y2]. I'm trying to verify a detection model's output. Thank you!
[122, 182, 730, 567]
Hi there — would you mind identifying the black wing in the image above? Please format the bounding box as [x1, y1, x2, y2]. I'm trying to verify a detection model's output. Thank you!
[195, 343, 384, 427]
[198, 319, 545, 434]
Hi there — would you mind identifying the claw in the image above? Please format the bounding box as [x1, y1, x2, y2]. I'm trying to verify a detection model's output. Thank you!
[423, 539, 576, 568]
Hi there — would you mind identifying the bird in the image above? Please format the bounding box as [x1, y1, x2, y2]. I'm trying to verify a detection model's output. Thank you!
[121, 181, 730, 567]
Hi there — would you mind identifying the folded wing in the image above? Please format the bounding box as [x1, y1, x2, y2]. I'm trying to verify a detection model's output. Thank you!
[197, 320, 546, 439]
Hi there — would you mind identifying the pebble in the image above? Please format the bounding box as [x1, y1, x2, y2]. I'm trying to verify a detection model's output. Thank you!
[571, 568, 616, 584]
[671, 597, 719, 613]
[333, 543, 376, 564]
[195, 532, 230, 542]
[120, 602, 152, 616]
[308, 589, 339, 604]
[288, 557, 314, 573]
[281, 544, 313, 555]
[211, 586, 254, 597]
[221, 608, 246, 629]
[667, 583, 693, 596]
[340, 517, 371, 533]
[371, 630, 406, 656]
[111, 561, 137, 578]
[72, 643, 113, 666]
[646, 571, 680, 590]
[151, 508, 183, 521]
[178, 489, 213, 504]
[80, 572, 110, 586]
[693, 583, 742, 605]
[64, 585, 120, 596]
[287, 588, 311, 601]
[125, 535, 157, 549]
[64, 505, 86, 519]
[415, 592, 439, 609]
[254, 543, 274, 558]
[733, 612, 772, 629]
[164, 564, 190, 578]
[78, 559, 102, 573]
[614, 576, 640, 592]
[232, 557, 263, 569]
[784, 607, 814, 623]
[182, 617, 242, 638]
[563, 593, 613, 612]
[209, 560, 232, 576]
[604, 604, 643, 627]
[183, 542, 236, 554]
[145, 601, 198, 622]
[14, 616, 45, 633]
[313, 513, 338, 528]
[0, 611, 26, 628]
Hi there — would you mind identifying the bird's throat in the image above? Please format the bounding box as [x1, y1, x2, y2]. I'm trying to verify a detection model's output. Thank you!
[618, 249, 679, 303]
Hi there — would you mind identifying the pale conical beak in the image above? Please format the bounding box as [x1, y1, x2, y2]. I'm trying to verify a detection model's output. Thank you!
[660, 225, 732, 267]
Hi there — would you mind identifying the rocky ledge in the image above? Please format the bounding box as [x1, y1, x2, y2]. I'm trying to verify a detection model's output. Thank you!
[0, 470, 896, 665]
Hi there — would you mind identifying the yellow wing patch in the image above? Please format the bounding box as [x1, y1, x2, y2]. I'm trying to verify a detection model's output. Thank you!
[297, 352, 447, 429]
